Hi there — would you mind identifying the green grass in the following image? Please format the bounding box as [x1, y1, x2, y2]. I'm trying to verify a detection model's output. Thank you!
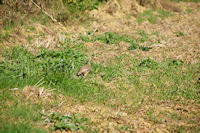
[131, 58, 199, 101]
[0, 28, 200, 132]
[59, 30, 200, 104]
[0, 47, 199, 132]
[106, 54, 200, 105]
[0, 46, 113, 103]
[136, 30, 150, 43]
[137, 9, 172, 24]
[176, 31, 185, 37]
[0, 45, 105, 132]
[185, 8, 193, 14]
[0, 44, 114, 132]
[79, 31, 157, 51]
[42, 112, 96, 132]
[63, 0, 103, 13]
[80, 31, 135, 45]
[0, 90, 46, 133]
[138, 58, 158, 69]
[0, 122, 47, 133]
[1, 0, 199, 132]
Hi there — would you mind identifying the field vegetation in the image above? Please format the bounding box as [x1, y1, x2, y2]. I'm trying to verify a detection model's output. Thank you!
[0, 0, 200, 132]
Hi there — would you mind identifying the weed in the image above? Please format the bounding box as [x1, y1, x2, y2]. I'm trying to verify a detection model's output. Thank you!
[139, 46, 152, 51]
[168, 59, 184, 67]
[36, 47, 86, 74]
[128, 42, 139, 50]
[138, 58, 158, 69]
[176, 31, 185, 37]
[136, 30, 160, 47]
[186, 8, 193, 13]
[136, 30, 150, 43]
[120, 125, 129, 131]
[176, 125, 185, 133]
[94, 32, 124, 44]
[43, 112, 93, 132]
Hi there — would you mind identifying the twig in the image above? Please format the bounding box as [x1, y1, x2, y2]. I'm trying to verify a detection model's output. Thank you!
[31, 0, 64, 26]
[36, 81, 46, 88]
[34, 77, 44, 87]
[9, 88, 19, 91]
[90, 28, 98, 36]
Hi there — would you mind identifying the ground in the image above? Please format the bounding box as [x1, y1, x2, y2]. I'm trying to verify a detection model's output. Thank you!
[0, 0, 200, 133]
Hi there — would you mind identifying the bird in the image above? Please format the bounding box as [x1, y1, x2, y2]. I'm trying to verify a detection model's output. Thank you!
[77, 57, 91, 77]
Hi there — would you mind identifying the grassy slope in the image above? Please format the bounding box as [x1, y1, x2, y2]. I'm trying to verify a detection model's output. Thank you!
[0, 0, 200, 132]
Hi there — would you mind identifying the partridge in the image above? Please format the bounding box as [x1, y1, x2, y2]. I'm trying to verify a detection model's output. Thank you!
[77, 57, 91, 77]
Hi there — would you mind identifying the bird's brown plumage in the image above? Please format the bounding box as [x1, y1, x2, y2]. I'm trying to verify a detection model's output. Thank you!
[77, 57, 91, 77]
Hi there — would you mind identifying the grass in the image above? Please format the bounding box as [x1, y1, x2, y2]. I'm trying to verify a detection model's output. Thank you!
[185, 8, 193, 14]
[0, 122, 47, 133]
[79, 31, 135, 44]
[137, 9, 172, 24]
[0, 0, 200, 132]
[176, 31, 185, 37]
[0, 89, 46, 133]
[137, 10, 157, 24]
[0, 44, 114, 132]
[0, 32, 10, 42]
[42, 112, 95, 132]
[63, 0, 102, 13]
[0, 32, 199, 132]
[79, 31, 158, 51]
[128, 58, 199, 102]
[0, 46, 113, 103]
